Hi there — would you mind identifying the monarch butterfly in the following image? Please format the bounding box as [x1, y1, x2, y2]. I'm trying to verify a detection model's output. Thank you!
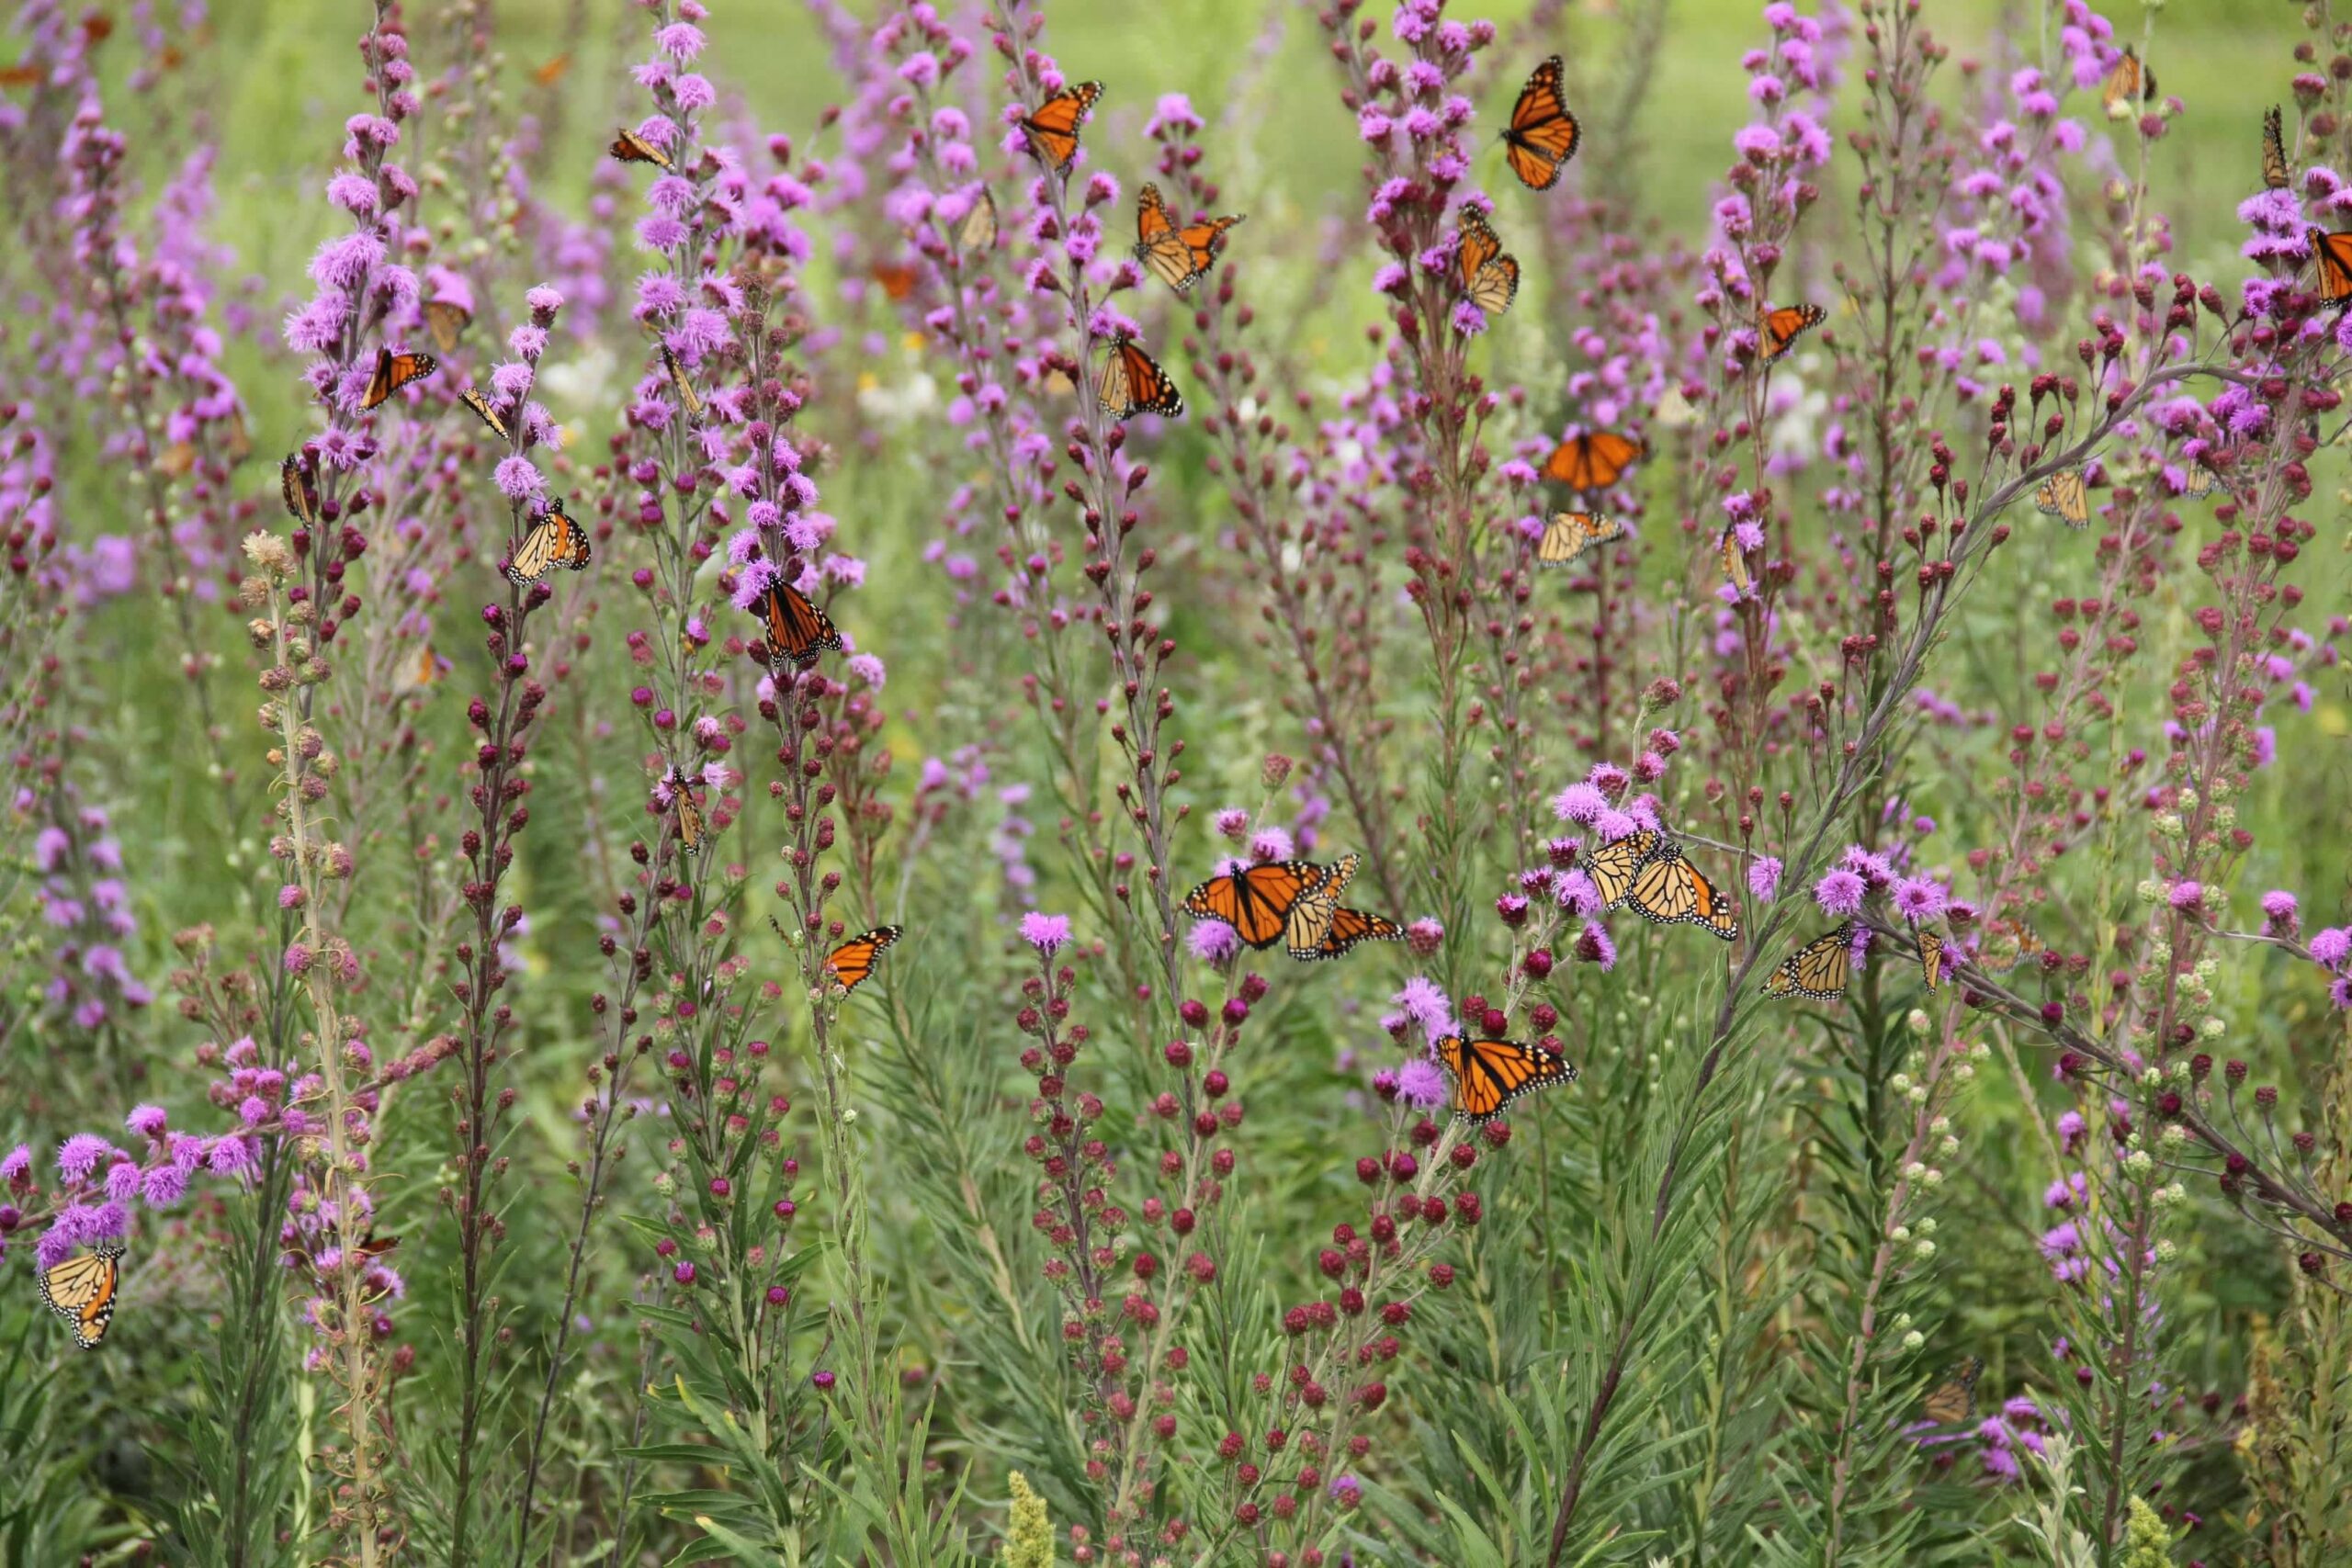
[610, 127, 673, 169]
[458, 387, 511, 442]
[1434, 1034, 1577, 1124]
[1756, 303, 1826, 365]
[223, 406, 254, 464]
[1018, 80, 1101, 175]
[1765, 924, 1854, 1000]
[2308, 227, 2352, 304]
[504, 498, 593, 585]
[658, 344, 703, 419]
[1620, 838, 1739, 940]
[2100, 47, 2154, 113]
[391, 643, 447, 694]
[1535, 512, 1625, 568]
[1582, 829, 1665, 909]
[38, 1239, 125, 1350]
[1500, 55, 1581, 190]
[662, 767, 706, 855]
[362, 346, 438, 411]
[2033, 468, 2090, 528]
[1134, 182, 1245, 294]
[1183, 860, 1333, 951]
[957, 187, 999, 257]
[1978, 917, 2045, 973]
[1456, 207, 1520, 318]
[870, 260, 921, 300]
[1919, 1356, 1984, 1426]
[2263, 107, 2290, 191]
[1282, 852, 1403, 962]
[279, 456, 320, 525]
[1096, 335, 1184, 421]
[1719, 524, 1753, 593]
[825, 925, 903, 996]
[1542, 431, 1645, 491]
[1914, 926, 1946, 993]
[424, 299, 470, 354]
[751, 579, 844, 672]
[533, 52, 571, 86]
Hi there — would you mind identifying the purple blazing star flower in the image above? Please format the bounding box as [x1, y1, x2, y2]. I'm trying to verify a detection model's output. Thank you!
[1019, 911, 1071, 957]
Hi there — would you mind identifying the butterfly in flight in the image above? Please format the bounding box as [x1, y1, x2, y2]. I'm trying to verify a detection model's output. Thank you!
[1281, 852, 1402, 962]
[1976, 917, 2045, 974]
[1134, 182, 1245, 294]
[869, 260, 921, 301]
[1535, 512, 1625, 569]
[424, 299, 470, 354]
[2033, 468, 2090, 528]
[1018, 81, 1102, 175]
[1096, 335, 1184, 421]
[533, 52, 571, 86]
[1455, 206, 1520, 319]
[751, 579, 844, 673]
[391, 644, 448, 695]
[1184, 859, 1335, 951]
[1918, 1356, 1984, 1427]
[662, 766, 706, 855]
[610, 127, 673, 169]
[2100, 46, 2154, 113]
[1756, 303, 1825, 366]
[280, 455, 320, 525]
[458, 387, 512, 442]
[2263, 106, 2290, 191]
[956, 187, 999, 259]
[1435, 1033, 1577, 1125]
[504, 497, 593, 585]
[1500, 55, 1581, 190]
[1913, 925, 1946, 993]
[39, 1237, 126, 1349]
[362, 346, 438, 411]
[825, 926, 903, 997]
[1765, 924, 1854, 1000]
[2307, 227, 2352, 305]
[1542, 431, 1645, 491]
[1719, 524, 1754, 593]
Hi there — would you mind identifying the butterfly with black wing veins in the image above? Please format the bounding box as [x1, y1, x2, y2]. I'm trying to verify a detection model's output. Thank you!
[1542, 430, 1645, 491]
[1435, 1033, 1577, 1124]
[361, 346, 437, 411]
[750, 577, 844, 674]
[1454, 206, 1520, 321]
[1097, 335, 1184, 422]
[39, 1237, 126, 1349]
[504, 497, 592, 585]
[1534, 512, 1625, 569]
[1500, 56, 1581, 190]
[1765, 925, 1855, 1001]
[1279, 852, 1403, 962]
[1018, 81, 1101, 175]
[1134, 182, 1245, 294]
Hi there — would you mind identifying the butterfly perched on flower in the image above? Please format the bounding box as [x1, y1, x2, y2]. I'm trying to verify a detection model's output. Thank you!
[957, 187, 999, 258]
[2307, 227, 2352, 305]
[362, 346, 438, 411]
[2100, 46, 2154, 114]
[505, 498, 592, 586]
[2263, 106, 2291, 192]
[280, 455, 320, 525]
[1719, 524, 1754, 593]
[1583, 830, 1738, 940]
[1183, 859, 1334, 951]
[750, 579, 844, 673]
[1755, 303, 1825, 366]
[1134, 182, 1244, 294]
[1542, 431, 1645, 491]
[659, 344, 703, 419]
[1918, 1356, 1984, 1427]
[1096, 335, 1184, 421]
[1455, 207, 1520, 319]
[458, 386, 512, 442]
[609, 127, 673, 169]
[2033, 468, 2091, 528]
[1281, 852, 1401, 962]
[1018, 80, 1101, 175]
[825, 926, 902, 997]
[1499, 55, 1580, 190]
[1766, 924, 1854, 1001]
[424, 299, 470, 354]
[1535, 512, 1624, 569]
[1435, 1034, 1577, 1124]
[39, 1238, 125, 1349]
[661, 766, 706, 855]
[1914, 925, 1946, 992]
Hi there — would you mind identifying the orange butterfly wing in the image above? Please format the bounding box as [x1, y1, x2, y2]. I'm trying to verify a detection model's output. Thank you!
[1435, 1035, 1577, 1124]
[826, 925, 903, 996]
[2309, 228, 2352, 303]
[610, 128, 673, 168]
[1183, 861, 1329, 950]
[1719, 524, 1754, 593]
[1542, 431, 1646, 490]
[1757, 304, 1826, 364]
[1502, 56, 1581, 190]
[1916, 928, 1946, 992]
[363, 347, 439, 410]
[1310, 905, 1404, 961]
[1020, 81, 1102, 175]
[1098, 337, 1184, 421]
[754, 581, 844, 671]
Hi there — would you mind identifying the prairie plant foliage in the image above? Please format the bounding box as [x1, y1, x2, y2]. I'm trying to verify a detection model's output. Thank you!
[3, 0, 2351, 1564]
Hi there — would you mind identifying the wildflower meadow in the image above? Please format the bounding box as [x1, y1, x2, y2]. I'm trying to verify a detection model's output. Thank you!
[5, 0, 2350, 1562]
